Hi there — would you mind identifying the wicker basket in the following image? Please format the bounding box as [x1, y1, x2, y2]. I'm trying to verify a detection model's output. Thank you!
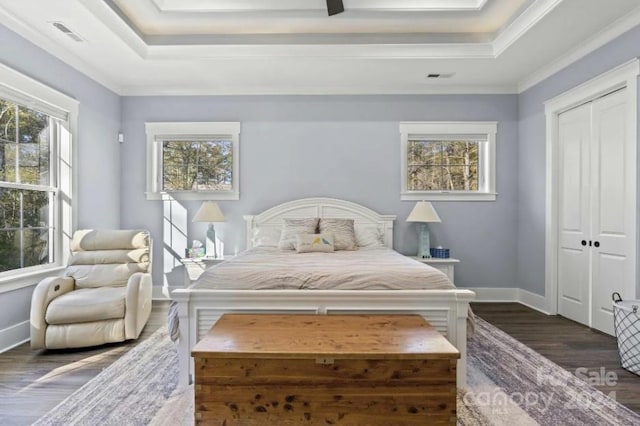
[612, 292, 640, 375]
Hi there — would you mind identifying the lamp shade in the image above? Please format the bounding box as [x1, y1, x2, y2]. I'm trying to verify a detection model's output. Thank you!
[193, 201, 225, 222]
[406, 201, 441, 223]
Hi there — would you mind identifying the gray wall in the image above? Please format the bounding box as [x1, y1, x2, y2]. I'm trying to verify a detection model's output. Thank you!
[121, 95, 519, 290]
[517, 25, 640, 296]
[0, 24, 121, 331]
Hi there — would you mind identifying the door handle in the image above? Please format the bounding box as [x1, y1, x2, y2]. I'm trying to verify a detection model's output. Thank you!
[581, 240, 587, 246]
[594, 241, 600, 248]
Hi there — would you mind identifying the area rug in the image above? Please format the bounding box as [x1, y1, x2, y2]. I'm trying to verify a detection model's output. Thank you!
[32, 328, 178, 426]
[35, 318, 640, 426]
[461, 318, 640, 425]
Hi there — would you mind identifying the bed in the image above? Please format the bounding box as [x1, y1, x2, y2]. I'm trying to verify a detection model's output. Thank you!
[171, 197, 475, 388]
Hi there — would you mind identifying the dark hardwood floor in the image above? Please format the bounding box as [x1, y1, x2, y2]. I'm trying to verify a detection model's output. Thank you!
[1, 301, 638, 424]
[0, 300, 170, 426]
[471, 302, 640, 415]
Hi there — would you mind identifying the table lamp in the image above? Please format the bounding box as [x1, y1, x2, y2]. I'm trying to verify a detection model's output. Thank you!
[406, 201, 441, 258]
[193, 201, 225, 258]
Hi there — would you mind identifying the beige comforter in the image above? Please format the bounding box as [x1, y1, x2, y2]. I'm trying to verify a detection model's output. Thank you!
[191, 247, 454, 290]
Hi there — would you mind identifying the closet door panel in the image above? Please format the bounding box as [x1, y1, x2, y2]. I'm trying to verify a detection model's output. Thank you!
[557, 103, 591, 325]
[592, 253, 625, 334]
[591, 88, 634, 335]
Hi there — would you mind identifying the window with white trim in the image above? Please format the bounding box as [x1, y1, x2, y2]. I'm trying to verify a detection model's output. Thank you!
[145, 122, 240, 200]
[0, 64, 76, 278]
[400, 122, 497, 201]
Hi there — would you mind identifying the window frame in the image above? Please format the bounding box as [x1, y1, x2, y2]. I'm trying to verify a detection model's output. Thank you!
[0, 63, 77, 290]
[145, 122, 240, 201]
[400, 121, 497, 201]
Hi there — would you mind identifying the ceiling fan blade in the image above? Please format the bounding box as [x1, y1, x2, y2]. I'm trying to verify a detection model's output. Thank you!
[326, 0, 344, 16]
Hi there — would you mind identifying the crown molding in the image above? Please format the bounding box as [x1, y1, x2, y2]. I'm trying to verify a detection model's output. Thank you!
[152, 0, 489, 13]
[517, 5, 640, 93]
[492, 0, 564, 56]
[78, 0, 148, 58]
[0, 3, 122, 94]
[119, 83, 517, 96]
[144, 42, 494, 60]
[144, 32, 494, 46]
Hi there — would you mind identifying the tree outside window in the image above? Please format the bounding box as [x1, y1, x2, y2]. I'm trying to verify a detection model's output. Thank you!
[0, 99, 54, 272]
[162, 140, 232, 191]
[145, 122, 240, 201]
[400, 122, 497, 201]
[407, 140, 479, 191]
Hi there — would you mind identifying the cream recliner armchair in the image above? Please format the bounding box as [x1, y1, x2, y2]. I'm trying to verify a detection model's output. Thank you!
[30, 229, 152, 349]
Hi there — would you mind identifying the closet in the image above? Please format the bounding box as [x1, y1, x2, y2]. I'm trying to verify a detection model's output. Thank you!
[557, 88, 636, 335]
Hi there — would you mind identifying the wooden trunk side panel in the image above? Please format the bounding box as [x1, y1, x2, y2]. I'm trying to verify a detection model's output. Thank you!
[194, 384, 456, 426]
[195, 358, 456, 385]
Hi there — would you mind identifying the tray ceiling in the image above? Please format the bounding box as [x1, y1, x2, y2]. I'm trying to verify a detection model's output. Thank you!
[113, 0, 529, 36]
[0, 0, 638, 95]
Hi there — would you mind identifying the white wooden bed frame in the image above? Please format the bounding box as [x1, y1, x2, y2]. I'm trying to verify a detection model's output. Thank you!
[172, 198, 475, 388]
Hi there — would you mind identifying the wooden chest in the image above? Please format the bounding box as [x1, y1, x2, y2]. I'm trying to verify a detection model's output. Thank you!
[192, 314, 459, 425]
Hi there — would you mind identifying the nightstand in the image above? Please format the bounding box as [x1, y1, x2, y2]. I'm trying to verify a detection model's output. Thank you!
[181, 257, 232, 285]
[409, 257, 460, 283]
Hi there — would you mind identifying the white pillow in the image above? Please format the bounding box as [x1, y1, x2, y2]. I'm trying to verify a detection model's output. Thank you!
[251, 226, 281, 247]
[278, 218, 319, 250]
[318, 218, 357, 251]
[296, 233, 334, 253]
[355, 224, 385, 248]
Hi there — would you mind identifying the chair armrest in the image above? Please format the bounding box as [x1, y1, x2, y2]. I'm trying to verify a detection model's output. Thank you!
[30, 276, 75, 349]
[124, 272, 153, 339]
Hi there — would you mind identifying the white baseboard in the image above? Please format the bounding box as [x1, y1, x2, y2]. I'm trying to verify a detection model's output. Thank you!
[468, 287, 551, 315]
[466, 287, 519, 302]
[518, 289, 551, 314]
[0, 320, 30, 353]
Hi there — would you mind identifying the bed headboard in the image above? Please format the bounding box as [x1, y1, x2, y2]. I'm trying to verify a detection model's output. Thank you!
[243, 198, 396, 249]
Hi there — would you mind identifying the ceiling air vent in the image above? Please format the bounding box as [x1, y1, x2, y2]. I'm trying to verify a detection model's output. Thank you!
[426, 73, 455, 79]
[52, 22, 84, 42]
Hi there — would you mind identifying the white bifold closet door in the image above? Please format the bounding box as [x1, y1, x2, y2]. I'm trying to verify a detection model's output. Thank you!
[557, 88, 635, 335]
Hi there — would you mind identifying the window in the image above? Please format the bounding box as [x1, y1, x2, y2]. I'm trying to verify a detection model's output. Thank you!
[400, 122, 497, 201]
[145, 122, 240, 200]
[0, 63, 77, 281]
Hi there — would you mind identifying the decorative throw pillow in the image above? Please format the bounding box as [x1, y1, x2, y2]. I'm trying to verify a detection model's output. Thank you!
[251, 226, 282, 247]
[278, 218, 319, 250]
[296, 233, 335, 253]
[355, 224, 385, 248]
[318, 218, 357, 251]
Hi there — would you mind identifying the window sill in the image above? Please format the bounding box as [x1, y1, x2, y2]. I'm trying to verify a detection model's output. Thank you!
[401, 192, 497, 201]
[0, 265, 66, 294]
[146, 191, 240, 201]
